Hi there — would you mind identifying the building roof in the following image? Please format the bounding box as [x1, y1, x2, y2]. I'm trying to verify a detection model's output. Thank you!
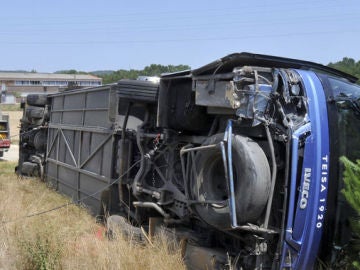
[0, 72, 101, 81]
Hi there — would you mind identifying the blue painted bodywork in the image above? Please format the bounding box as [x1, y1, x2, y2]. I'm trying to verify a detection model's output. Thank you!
[280, 70, 330, 268]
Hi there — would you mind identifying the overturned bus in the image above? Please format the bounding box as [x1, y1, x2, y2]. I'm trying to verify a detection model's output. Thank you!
[16, 53, 360, 269]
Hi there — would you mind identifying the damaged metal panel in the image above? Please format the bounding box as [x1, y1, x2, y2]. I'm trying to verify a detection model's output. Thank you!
[193, 66, 273, 126]
[194, 79, 235, 108]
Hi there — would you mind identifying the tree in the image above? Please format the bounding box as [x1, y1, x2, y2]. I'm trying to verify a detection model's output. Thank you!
[328, 58, 360, 83]
[340, 156, 360, 269]
[100, 64, 191, 84]
[54, 69, 88, 75]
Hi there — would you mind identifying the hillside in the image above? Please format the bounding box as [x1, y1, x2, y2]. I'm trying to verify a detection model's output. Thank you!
[0, 162, 185, 269]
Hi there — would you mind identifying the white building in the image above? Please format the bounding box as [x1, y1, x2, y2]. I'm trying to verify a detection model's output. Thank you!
[0, 72, 102, 94]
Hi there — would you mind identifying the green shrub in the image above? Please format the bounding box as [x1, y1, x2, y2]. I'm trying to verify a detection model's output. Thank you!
[341, 156, 360, 269]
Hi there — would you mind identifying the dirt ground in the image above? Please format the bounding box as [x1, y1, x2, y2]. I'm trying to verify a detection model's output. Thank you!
[1, 110, 22, 162]
[5, 110, 22, 143]
[2, 144, 19, 162]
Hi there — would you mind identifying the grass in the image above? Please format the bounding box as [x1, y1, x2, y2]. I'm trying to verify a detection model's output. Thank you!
[0, 162, 185, 270]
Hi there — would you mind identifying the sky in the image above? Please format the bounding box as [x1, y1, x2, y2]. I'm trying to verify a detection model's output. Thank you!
[0, 0, 359, 73]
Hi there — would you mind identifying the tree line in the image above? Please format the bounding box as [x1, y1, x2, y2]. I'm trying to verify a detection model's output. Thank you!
[328, 57, 360, 82]
[55, 64, 191, 84]
[102, 64, 191, 84]
[54, 57, 360, 84]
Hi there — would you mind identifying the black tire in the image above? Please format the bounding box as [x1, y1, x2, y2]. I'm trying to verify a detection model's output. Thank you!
[192, 133, 271, 229]
[25, 106, 45, 119]
[32, 129, 47, 151]
[26, 94, 48, 107]
[116, 79, 159, 103]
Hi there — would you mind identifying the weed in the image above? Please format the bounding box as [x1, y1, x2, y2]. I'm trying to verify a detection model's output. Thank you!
[18, 233, 62, 270]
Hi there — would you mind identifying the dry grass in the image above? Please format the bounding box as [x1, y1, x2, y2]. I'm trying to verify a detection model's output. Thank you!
[0, 162, 185, 270]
